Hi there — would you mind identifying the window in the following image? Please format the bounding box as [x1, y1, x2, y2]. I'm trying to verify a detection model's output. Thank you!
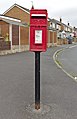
[64, 26, 67, 31]
[56, 24, 61, 30]
[68, 28, 70, 32]
[52, 23, 55, 28]
[58, 25, 61, 30]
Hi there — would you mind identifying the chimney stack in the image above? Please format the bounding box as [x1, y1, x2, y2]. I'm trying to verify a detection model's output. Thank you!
[60, 18, 62, 23]
[68, 22, 70, 26]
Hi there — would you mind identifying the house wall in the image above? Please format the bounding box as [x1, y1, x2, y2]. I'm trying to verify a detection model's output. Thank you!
[0, 21, 9, 39]
[4, 6, 30, 45]
[50, 32, 53, 43]
[0, 21, 11, 50]
[50, 31, 57, 43]
[54, 32, 57, 43]
[61, 24, 64, 31]
[20, 27, 29, 45]
[47, 20, 55, 46]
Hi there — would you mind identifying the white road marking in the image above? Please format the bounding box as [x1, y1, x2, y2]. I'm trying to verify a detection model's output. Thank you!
[69, 45, 77, 49]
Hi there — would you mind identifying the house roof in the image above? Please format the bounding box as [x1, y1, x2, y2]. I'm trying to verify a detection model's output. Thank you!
[50, 19, 62, 25]
[50, 18, 72, 30]
[73, 27, 77, 31]
[0, 15, 28, 27]
[2, 3, 73, 30]
[62, 22, 72, 29]
[48, 17, 52, 21]
[3, 3, 30, 15]
[15, 3, 30, 13]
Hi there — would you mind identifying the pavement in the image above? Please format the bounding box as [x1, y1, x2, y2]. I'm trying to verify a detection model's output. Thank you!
[0, 42, 76, 56]
[0, 48, 28, 56]
[0, 44, 77, 119]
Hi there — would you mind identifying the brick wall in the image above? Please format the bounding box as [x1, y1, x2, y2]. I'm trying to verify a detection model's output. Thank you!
[50, 31, 57, 43]
[0, 21, 9, 39]
[0, 41, 10, 50]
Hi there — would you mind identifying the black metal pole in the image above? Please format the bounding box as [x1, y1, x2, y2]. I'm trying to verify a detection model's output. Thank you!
[35, 51, 40, 110]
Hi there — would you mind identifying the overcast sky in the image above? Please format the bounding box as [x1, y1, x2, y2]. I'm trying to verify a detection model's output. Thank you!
[0, 0, 77, 27]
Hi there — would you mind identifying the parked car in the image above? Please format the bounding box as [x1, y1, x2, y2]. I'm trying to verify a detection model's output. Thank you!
[67, 35, 73, 44]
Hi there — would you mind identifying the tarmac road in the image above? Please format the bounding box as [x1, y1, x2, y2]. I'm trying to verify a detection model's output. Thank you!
[58, 45, 77, 79]
[0, 46, 77, 119]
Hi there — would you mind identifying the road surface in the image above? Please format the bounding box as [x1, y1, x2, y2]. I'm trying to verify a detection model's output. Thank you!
[58, 45, 77, 78]
[0, 47, 77, 119]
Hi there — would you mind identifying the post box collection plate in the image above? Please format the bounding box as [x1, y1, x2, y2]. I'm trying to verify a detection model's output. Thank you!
[35, 30, 42, 44]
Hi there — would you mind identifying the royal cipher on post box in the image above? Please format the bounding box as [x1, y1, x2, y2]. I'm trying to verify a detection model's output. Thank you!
[30, 9, 48, 52]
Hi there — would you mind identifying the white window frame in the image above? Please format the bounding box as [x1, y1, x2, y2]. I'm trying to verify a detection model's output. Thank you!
[52, 23, 55, 28]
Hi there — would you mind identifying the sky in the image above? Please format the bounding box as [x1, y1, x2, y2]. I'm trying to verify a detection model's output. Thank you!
[0, 0, 77, 27]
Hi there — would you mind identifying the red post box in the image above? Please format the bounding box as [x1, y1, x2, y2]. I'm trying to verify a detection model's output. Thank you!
[30, 9, 48, 52]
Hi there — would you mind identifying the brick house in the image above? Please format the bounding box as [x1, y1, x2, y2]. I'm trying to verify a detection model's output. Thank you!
[49, 18, 73, 45]
[0, 3, 30, 51]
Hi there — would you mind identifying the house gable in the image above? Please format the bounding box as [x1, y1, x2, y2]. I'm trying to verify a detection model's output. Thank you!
[3, 3, 30, 15]
[3, 5, 30, 23]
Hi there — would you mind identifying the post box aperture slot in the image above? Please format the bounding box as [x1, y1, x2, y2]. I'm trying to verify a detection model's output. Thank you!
[31, 14, 46, 19]
[31, 16, 46, 19]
